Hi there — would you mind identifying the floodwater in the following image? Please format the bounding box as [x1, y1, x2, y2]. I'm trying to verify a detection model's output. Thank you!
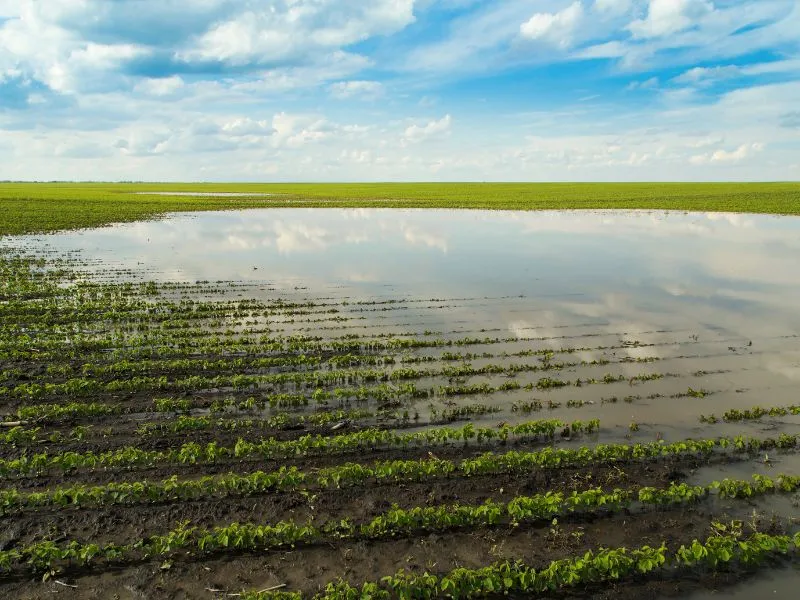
[10, 208, 800, 431]
[5, 207, 800, 596]
[14, 208, 800, 329]
[680, 567, 800, 600]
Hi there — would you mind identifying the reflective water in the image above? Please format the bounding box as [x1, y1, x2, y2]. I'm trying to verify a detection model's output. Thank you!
[15, 208, 800, 332]
[10, 208, 800, 430]
[679, 567, 800, 600]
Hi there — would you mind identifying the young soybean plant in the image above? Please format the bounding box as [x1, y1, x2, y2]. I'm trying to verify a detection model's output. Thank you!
[239, 530, 800, 599]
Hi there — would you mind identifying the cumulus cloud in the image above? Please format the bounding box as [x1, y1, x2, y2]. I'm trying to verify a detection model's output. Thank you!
[339, 149, 374, 164]
[593, 0, 632, 15]
[0, 0, 415, 96]
[628, 0, 715, 39]
[267, 113, 369, 150]
[134, 76, 185, 97]
[690, 143, 764, 165]
[232, 51, 371, 94]
[115, 129, 174, 157]
[271, 113, 333, 149]
[220, 118, 275, 138]
[520, 2, 584, 48]
[113, 113, 280, 157]
[403, 114, 452, 144]
[0, 15, 148, 93]
[178, 2, 415, 66]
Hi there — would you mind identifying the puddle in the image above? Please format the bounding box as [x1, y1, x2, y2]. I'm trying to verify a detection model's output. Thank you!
[678, 566, 800, 599]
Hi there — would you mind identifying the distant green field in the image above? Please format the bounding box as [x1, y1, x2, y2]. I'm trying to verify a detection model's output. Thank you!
[1, 182, 798, 235]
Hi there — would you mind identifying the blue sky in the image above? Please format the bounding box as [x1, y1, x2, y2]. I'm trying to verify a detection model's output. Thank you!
[1, 0, 798, 181]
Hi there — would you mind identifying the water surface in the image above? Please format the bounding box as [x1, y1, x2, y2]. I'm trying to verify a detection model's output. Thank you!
[10, 208, 800, 424]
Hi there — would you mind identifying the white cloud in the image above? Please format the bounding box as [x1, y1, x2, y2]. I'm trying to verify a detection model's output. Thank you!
[220, 118, 275, 138]
[575, 1, 798, 74]
[520, 1, 584, 48]
[329, 80, 384, 100]
[271, 113, 332, 149]
[628, 0, 715, 39]
[672, 65, 740, 85]
[0, 0, 20, 18]
[179, 2, 415, 66]
[115, 129, 174, 157]
[690, 143, 764, 165]
[576, 40, 626, 59]
[134, 76, 185, 97]
[403, 114, 452, 143]
[743, 58, 800, 76]
[712, 143, 764, 162]
[593, 0, 632, 15]
[0, 6, 152, 93]
[0, 1, 412, 98]
[339, 149, 374, 164]
[266, 113, 369, 150]
[233, 51, 371, 94]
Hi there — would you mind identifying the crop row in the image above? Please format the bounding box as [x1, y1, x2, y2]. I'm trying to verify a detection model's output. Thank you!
[2, 365, 676, 425]
[0, 294, 349, 325]
[24, 346, 662, 384]
[0, 325, 667, 363]
[0, 330, 537, 361]
[700, 404, 800, 423]
[0, 418, 600, 476]
[1, 433, 795, 514]
[243, 529, 800, 599]
[4, 358, 586, 397]
[0, 410, 375, 447]
[3, 386, 417, 423]
[1, 317, 673, 367]
[3, 361, 669, 402]
[2, 294, 488, 329]
[136, 410, 374, 437]
[3, 383, 419, 422]
[2, 475, 798, 576]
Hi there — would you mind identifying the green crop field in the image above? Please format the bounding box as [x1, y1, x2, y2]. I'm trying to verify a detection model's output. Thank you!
[0, 182, 798, 235]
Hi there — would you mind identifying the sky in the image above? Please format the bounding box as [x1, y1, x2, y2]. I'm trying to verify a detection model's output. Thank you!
[0, 0, 799, 182]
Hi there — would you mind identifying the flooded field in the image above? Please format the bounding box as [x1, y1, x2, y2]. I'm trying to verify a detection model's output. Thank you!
[0, 208, 799, 599]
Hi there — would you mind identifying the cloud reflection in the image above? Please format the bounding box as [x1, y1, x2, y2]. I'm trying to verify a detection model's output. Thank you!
[273, 221, 329, 254]
[402, 225, 448, 253]
[8, 209, 800, 347]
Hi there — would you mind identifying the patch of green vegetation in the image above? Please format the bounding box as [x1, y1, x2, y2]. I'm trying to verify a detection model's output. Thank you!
[1, 182, 799, 235]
